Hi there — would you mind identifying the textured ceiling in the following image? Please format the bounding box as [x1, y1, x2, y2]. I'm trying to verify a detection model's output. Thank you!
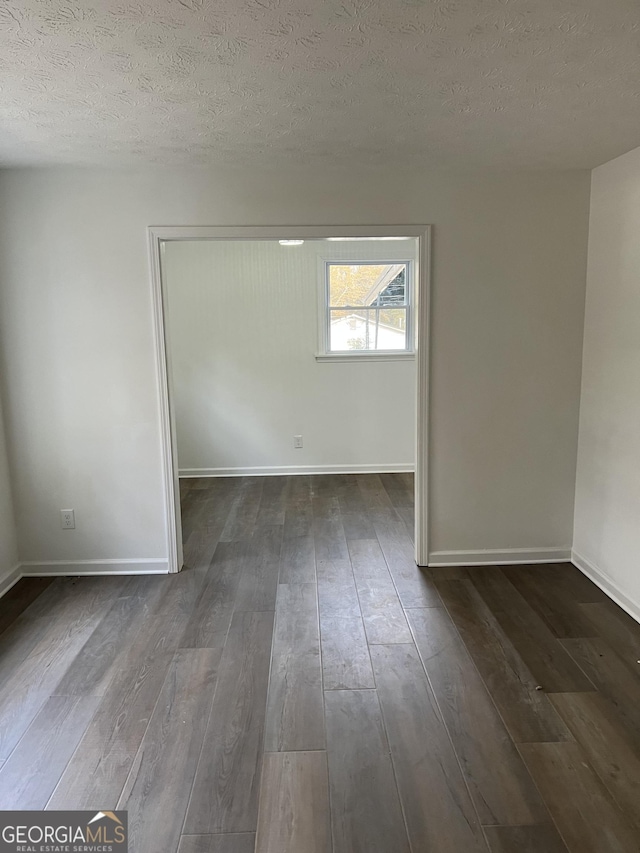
[1, 0, 640, 169]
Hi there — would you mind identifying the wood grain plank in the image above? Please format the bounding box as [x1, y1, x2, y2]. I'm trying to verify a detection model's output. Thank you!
[311, 474, 353, 500]
[0, 614, 56, 686]
[0, 695, 99, 808]
[182, 492, 236, 571]
[220, 478, 265, 541]
[483, 824, 569, 853]
[184, 610, 274, 834]
[234, 525, 283, 612]
[373, 516, 440, 607]
[407, 607, 549, 825]
[549, 691, 640, 829]
[49, 605, 187, 809]
[313, 505, 349, 563]
[347, 538, 391, 580]
[560, 637, 640, 740]
[395, 506, 415, 542]
[382, 487, 414, 509]
[340, 510, 376, 541]
[181, 481, 238, 545]
[469, 568, 595, 693]
[580, 599, 640, 670]
[283, 477, 313, 539]
[355, 576, 413, 644]
[118, 649, 218, 853]
[436, 579, 571, 743]
[370, 644, 488, 853]
[179, 477, 193, 499]
[256, 476, 290, 526]
[178, 836, 256, 853]
[0, 579, 129, 760]
[178, 489, 206, 543]
[316, 558, 361, 618]
[512, 563, 608, 604]
[0, 577, 128, 686]
[310, 475, 340, 498]
[425, 566, 472, 581]
[283, 506, 313, 539]
[502, 566, 599, 639]
[518, 741, 639, 853]
[311, 493, 341, 520]
[379, 472, 413, 495]
[12, 575, 128, 622]
[335, 474, 365, 512]
[0, 577, 54, 637]
[278, 535, 316, 584]
[52, 577, 165, 696]
[180, 543, 243, 649]
[151, 564, 208, 621]
[320, 615, 375, 690]
[265, 584, 324, 752]
[356, 474, 398, 509]
[288, 474, 312, 502]
[325, 689, 410, 853]
[185, 476, 215, 490]
[396, 471, 415, 491]
[255, 751, 331, 853]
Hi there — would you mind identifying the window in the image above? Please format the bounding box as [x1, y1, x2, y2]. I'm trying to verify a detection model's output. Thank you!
[320, 261, 414, 357]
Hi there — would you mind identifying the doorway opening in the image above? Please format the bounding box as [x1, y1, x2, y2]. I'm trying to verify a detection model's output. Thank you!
[148, 226, 431, 571]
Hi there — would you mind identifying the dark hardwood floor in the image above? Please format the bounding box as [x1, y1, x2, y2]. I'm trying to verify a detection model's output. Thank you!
[0, 473, 639, 852]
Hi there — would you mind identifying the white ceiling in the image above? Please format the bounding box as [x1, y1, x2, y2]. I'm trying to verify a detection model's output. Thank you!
[1, 0, 640, 169]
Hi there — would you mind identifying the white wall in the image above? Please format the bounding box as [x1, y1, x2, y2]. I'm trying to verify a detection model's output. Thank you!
[163, 239, 416, 475]
[0, 165, 590, 569]
[0, 392, 19, 588]
[574, 146, 640, 617]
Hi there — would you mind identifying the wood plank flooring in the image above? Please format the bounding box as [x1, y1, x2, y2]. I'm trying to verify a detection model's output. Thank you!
[0, 473, 638, 853]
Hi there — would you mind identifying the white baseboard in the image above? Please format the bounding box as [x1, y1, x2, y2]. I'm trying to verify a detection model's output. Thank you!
[19, 558, 170, 577]
[572, 549, 640, 624]
[0, 564, 23, 597]
[428, 547, 572, 567]
[0, 558, 171, 600]
[179, 464, 415, 478]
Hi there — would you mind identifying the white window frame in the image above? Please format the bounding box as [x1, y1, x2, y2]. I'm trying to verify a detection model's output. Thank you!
[317, 258, 416, 361]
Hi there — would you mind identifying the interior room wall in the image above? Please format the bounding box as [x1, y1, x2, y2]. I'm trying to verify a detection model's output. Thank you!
[573, 145, 640, 618]
[0, 392, 19, 590]
[163, 239, 417, 476]
[0, 165, 590, 570]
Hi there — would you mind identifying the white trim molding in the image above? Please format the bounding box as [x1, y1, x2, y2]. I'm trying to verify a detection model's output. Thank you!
[0, 559, 171, 600]
[315, 353, 415, 363]
[428, 547, 572, 567]
[414, 227, 430, 567]
[318, 257, 415, 358]
[148, 229, 183, 574]
[0, 564, 23, 597]
[20, 558, 170, 577]
[180, 464, 414, 478]
[572, 550, 640, 624]
[149, 224, 431, 570]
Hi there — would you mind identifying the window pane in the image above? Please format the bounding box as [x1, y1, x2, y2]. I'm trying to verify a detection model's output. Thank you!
[329, 264, 407, 308]
[374, 309, 407, 349]
[329, 308, 407, 351]
[377, 267, 406, 306]
[329, 309, 370, 351]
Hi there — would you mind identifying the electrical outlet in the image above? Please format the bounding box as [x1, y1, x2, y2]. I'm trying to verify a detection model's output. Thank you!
[61, 509, 75, 529]
[294, 435, 303, 449]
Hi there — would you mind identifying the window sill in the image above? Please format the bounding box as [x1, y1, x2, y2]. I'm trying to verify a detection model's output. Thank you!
[315, 352, 415, 363]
